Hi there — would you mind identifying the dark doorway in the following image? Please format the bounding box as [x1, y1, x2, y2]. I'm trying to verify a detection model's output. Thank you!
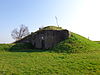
[41, 36, 45, 49]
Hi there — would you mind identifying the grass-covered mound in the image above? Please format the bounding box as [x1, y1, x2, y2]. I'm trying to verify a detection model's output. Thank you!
[1, 26, 100, 53]
[53, 32, 100, 53]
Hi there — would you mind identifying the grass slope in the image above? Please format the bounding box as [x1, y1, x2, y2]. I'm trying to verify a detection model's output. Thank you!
[0, 43, 33, 52]
[0, 51, 99, 75]
[53, 32, 100, 53]
[40, 26, 64, 30]
[94, 41, 100, 44]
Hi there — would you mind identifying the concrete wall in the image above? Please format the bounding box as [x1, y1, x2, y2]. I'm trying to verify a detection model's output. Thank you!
[15, 30, 70, 49]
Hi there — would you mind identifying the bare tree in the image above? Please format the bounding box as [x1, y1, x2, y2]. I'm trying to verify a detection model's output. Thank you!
[11, 24, 30, 40]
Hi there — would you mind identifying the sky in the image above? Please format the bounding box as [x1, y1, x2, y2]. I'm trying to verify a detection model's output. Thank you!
[0, 0, 100, 43]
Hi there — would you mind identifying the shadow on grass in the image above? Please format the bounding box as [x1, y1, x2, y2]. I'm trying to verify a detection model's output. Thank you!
[9, 43, 50, 52]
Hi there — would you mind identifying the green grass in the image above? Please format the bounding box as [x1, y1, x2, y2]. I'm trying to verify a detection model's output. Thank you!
[0, 43, 33, 52]
[0, 44, 13, 51]
[53, 32, 100, 53]
[94, 41, 100, 44]
[0, 51, 99, 75]
[40, 26, 64, 30]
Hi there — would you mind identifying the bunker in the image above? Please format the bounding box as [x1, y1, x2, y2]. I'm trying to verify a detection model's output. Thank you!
[14, 27, 70, 49]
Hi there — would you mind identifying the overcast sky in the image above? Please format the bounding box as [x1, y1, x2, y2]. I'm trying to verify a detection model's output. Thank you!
[0, 0, 100, 43]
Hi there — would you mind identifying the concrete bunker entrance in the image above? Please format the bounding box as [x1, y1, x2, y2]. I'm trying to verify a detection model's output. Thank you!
[41, 36, 45, 49]
[15, 30, 70, 49]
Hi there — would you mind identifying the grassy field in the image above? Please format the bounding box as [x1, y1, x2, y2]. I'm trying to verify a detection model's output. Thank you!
[0, 50, 99, 75]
